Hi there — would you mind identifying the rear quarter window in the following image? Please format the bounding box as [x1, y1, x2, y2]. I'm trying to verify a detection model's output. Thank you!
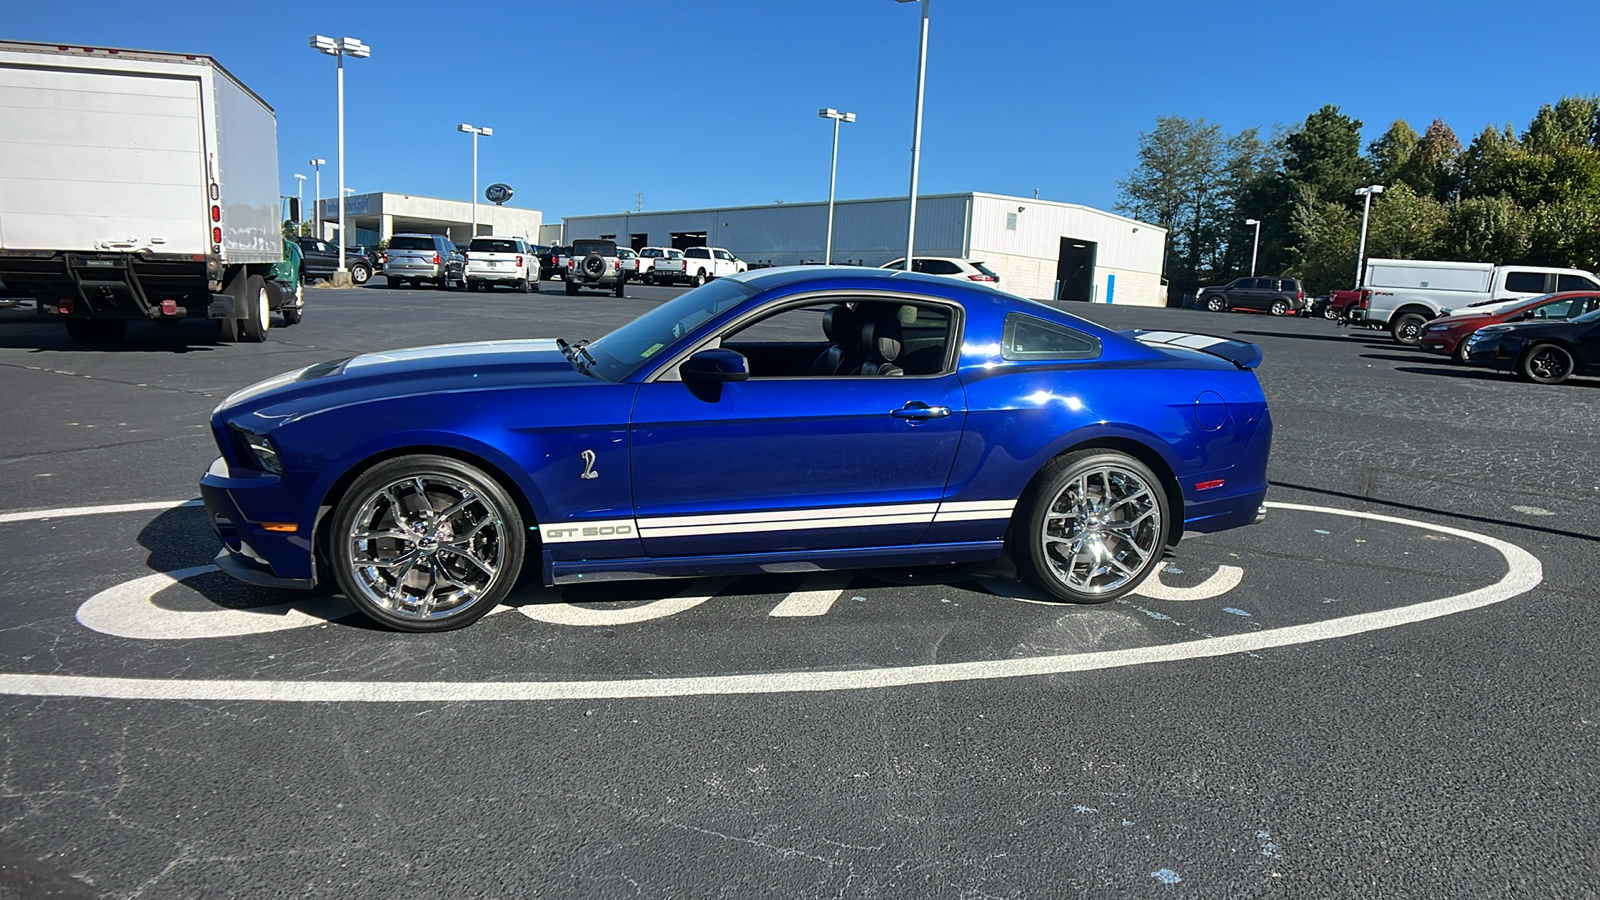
[1001, 314, 1102, 361]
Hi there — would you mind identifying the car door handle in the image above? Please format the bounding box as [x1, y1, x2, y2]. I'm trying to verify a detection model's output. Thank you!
[892, 402, 952, 420]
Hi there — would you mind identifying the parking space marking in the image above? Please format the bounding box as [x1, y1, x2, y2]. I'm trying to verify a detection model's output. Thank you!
[1129, 565, 1244, 602]
[768, 573, 852, 617]
[0, 499, 199, 524]
[74, 565, 349, 640]
[0, 502, 1543, 702]
[516, 579, 735, 626]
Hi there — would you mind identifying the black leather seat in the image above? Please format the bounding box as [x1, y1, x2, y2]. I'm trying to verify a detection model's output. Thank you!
[855, 315, 904, 376]
[806, 306, 861, 376]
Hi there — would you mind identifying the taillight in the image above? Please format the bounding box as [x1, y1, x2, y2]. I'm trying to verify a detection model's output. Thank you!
[1359, 289, 1371, 309]
[380, 253, 387, 265]
[968, 274, 995, 282]
[210, 205, 220, 222]
[432, 253, 441, 265]
[515, 255, 523, 267]
[1298, 290, 1304, 301]
[58, 297, 75, 315]
[212, 226, 222, 244]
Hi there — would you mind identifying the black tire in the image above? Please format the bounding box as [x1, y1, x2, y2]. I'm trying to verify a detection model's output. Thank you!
[1270, 299, 1289, 316]
[282, 307, 304, 326]
[434, 275, 452, 291]
[644, 272, 655, 285]
[328, 454, 526, 633]
[1517, 342, 1575, 384]
[1390, 312, 1427, 345]
[1450, 340, 1469, 365]
[238, 274, 270, 343]
[1205, 295, 1226, 312]
[389, 278, 406, 290]
[1323, 305, 1338, 320]
[520, 278, 533, 293]
[565, 280, 579, 296]
[350, 263, 371, 285]
[217, 316, 240, 342]
[613, 276, 626, 298]
[691, 270, 706, 287]
[1011, 450, 1170, 604]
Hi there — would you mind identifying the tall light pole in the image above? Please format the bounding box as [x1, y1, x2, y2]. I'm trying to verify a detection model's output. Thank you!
[818, 108, 856, 265]
[293, 173, 306, 235]
[309, 159, 325, 239]
[1353, 184, 1385, 288]
[310, 35, 369, 282]
[1244, 218, 1261, 277]
[457, 123, 493, 239]
[894, 0, 929, 272]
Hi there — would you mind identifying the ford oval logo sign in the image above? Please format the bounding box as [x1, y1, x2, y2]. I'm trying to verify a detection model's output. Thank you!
[485, 183, 513, 205]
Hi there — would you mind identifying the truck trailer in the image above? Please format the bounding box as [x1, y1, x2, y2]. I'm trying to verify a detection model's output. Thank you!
[0, 40, 295, 343]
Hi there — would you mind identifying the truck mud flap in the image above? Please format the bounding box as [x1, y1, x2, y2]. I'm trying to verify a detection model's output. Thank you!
[206, 294, 237, 319]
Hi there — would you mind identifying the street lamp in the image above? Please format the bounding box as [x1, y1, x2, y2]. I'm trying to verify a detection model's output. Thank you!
[457, 123, 493, 239]
[818, 108, 856, 265]
[293, 173, 306, 234]
[1353, 184, 1385, 288]
[310, 35, 369, 283]
[308, 159, 325, 238]
[1244, 218, 1261, 277]
[894, 0, 929, 272]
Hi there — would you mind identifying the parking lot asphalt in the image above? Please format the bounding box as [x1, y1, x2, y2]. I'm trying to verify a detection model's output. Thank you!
[0, 280, 1596, 899]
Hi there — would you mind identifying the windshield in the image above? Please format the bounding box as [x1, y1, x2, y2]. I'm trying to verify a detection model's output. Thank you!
[469, 238, 520, 253]
[581, 279, 758, 381]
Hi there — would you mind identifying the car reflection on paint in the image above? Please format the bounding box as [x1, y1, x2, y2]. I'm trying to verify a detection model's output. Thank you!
[199, 266, 1273, 631]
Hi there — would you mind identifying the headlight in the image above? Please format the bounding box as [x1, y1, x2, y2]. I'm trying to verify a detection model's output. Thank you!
[1425, 323, 1451, 332]
[232, 427, 283, 475]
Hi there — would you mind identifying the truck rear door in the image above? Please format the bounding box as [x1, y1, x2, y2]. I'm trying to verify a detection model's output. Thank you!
[0, 63, 207, 254]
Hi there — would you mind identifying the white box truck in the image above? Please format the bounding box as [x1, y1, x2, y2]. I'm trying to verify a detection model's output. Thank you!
[0, 40, 290, 343]
[1347, 257, 1600, 345]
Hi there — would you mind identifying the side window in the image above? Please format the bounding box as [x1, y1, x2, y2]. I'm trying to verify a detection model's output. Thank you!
[718, 300, 955, 377]
[714, 250, 733, 261]
[1001, 314, 1102, 361]
[924, 260, 962, 275]
[1533, 297, 1582, 319]
[1504, 271, 1547, 293]
[686, 248, 709, 259]
[1557, 274, 1599, 292]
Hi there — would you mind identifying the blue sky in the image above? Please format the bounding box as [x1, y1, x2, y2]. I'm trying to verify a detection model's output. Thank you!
[8, 0, 1599, 224]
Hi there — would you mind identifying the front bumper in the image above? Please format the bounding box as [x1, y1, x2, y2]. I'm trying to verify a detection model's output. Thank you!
[200, 456, 316, 589]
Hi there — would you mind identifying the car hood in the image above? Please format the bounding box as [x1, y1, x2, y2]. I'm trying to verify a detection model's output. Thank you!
[217, 339, 588, 415]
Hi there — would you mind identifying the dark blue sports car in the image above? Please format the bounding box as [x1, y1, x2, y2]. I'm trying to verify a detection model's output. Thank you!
[201, 266, 1272, 631]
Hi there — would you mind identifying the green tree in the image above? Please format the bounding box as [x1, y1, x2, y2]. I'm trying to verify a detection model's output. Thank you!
[1369, 120, 1419, 188]
[1117, 116, 1228, 294]
[1283, 105, 1373, 207]
[1364, 183, 1449, 261]
[1284, 183, 1358, 295]
[1446, 195, 1532, 263]
[1523, 96, 1600, 154]
[1401, 119, 1461, 200]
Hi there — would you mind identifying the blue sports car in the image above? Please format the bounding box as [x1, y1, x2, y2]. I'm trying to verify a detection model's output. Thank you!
[201, 266, 1272, 631]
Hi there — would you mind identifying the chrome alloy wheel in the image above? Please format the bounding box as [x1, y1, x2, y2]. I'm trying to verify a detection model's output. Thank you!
[1040, 465, 1163, 595]
[344, 474, 505, 621]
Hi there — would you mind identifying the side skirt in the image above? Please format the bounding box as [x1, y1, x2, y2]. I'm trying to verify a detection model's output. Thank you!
[545, 542, 1007, 585]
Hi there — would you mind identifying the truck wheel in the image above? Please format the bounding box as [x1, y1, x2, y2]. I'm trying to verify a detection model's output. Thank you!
[691, 271, 706, 287]
[1205, 295, 1225, 312]
[1390, 312, 1427, 345]
[1269, 299, 1289, 316]
[1518, 343, 1574, 384]
[217, 317, 240, 342]
[238, 275, 270, 343]
[565, 280, 579, 296]
[644, 272, 655, 285]
[282, 307, 304, 326]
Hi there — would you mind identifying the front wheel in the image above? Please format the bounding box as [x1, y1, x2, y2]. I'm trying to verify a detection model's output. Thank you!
[329, 455, 526, 632]
[1011, 450, 1169, 604]
[1323, 305, 1338, 320]
[238, 274, 270, 343]
[1518, 343, 1575, 384]
[350, 263, 371, 285]
[1205, 296, 1226, 312]
[1390, 312, 1427, 345]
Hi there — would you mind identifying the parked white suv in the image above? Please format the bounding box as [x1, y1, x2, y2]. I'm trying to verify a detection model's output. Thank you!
[882, 256, 999, 283]
[464, 236, 538, 293]
[653, 246, 746, 286]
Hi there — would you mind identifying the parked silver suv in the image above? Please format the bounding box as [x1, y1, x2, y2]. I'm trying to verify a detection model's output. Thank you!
[564, 239, 626, 297]
[383, 233, 463, 290]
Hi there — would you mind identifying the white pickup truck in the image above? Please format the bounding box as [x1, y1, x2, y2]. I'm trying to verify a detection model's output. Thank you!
[1349, 258, 1600, 344]
[650, 246, 747, 287]
[637, 246, 682, 284]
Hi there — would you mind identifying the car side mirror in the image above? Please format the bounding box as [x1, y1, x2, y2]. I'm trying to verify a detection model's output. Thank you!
[679, 348, 748, 401]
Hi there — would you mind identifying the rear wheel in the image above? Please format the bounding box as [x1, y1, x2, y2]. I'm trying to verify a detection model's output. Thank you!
[1390, 312, 1427, 345]
[282, 307, 304, 326]
[238, 275, 270, 343]
[565, 280, 579, 296]
[329, 455, 525, 632]
[1205, 295, 1226, 312]
[691, 271, 706, 287]
[1518, 343, 1575, 384]
[613, 277, 626, 298]
[389, 278, 406, 290]
[1012, 450, 1169, 604]
[1270, 299, 1289, 316]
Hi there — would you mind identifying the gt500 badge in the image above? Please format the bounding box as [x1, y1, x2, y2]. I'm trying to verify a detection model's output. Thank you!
[542, 522, 634, 543]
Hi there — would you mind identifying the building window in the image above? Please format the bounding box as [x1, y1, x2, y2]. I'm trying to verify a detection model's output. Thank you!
[1006, 212, 1018, 231]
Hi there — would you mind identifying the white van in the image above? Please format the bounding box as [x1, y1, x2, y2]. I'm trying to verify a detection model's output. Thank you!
[1355, 258, 1600, 344]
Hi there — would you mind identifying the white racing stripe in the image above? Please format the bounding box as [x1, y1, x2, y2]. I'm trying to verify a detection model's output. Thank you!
[0, 502, 1545, 702]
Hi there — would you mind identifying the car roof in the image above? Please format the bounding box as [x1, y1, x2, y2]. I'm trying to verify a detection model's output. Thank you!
[732, 264, 1008, 296]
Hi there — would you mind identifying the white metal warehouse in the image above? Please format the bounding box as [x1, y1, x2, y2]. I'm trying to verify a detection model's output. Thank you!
[563, 193, 1167, 306]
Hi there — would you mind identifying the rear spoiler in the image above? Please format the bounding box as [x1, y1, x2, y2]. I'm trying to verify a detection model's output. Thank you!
[1122, 329, 1264, 370]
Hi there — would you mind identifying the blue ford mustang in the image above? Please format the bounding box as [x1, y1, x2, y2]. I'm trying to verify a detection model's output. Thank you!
[201, 266, 1271, 631]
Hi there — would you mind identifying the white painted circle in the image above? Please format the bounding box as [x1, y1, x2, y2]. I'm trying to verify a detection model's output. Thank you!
[0, 500, 1544, 702]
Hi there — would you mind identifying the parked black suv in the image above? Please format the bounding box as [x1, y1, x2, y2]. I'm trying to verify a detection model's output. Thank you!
[539, 246, 569, 281]
[293, 237, 375, 285]
[1197, 277, 1306, 316]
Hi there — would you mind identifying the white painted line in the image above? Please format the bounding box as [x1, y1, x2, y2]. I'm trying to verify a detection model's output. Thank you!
[75, 566, 351, 640]
[516, 579, 735, 626]
[0, 502, 1544, 702]
[0, 499, 200, 524]
[1131, 565, 1244, 602]
[767, 573, 852, 617]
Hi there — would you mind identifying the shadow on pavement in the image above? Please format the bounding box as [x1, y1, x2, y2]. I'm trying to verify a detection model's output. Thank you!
[1271, 480, 1599, 544]
[1234, 329, 1371, 343]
